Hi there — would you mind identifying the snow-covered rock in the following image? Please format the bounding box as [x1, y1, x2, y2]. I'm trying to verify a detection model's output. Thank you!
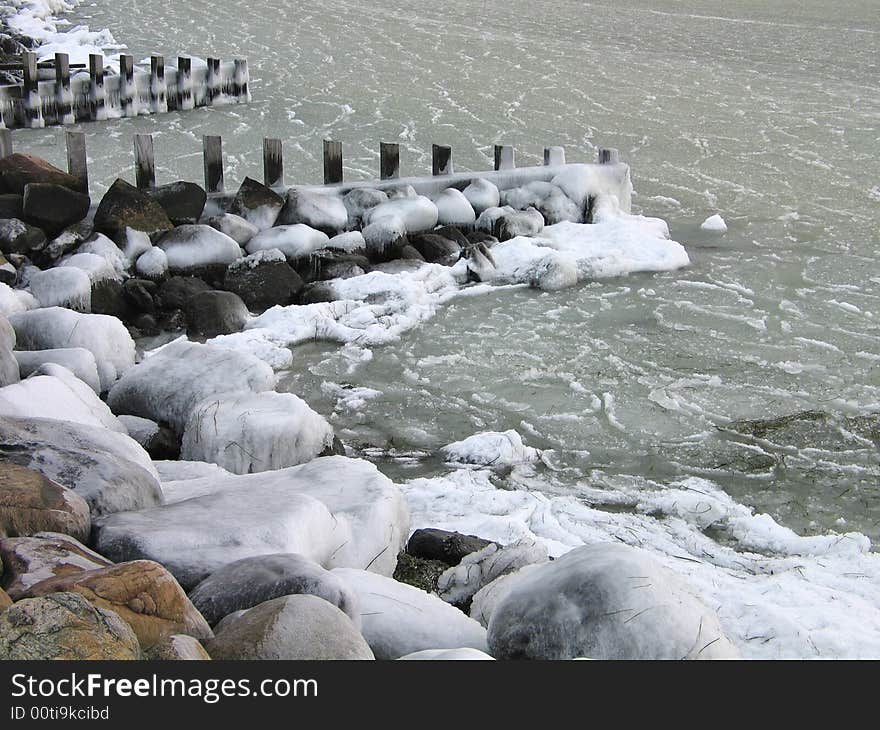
[58, 252, 117, 284]
[0, 283, 36, 318]
[342, 188, 387, 226]
[440, 429, 540, 467]
[154, 460, 231, 484]
[278, 190, 349, 234]
[398, 648, 495, 660]
[73, 234, 128, 279]
[362, 196, 439, 247]
[118, 228, 152, 266]
[469, 564, 543, 628]
[207, 213, 259, 246]
[462, 178, 500, 215]
[487, 543, 739, 660]
[107, 339, 276, 433]
[27, 267, 91, 311]
[13, 348, 102, 394]
[134, 247, 168, 280]
[332, 568, 489, 659]
[551, 163, 632, 213]
[435, 187, 476, 226]
[326, 231, 366, 253]
[157, 225, 242, 273]
[245, 224, 330, 260]
[701, 213, 728, 233]
[476, 205, 544, 240]
[180, 391, 335, 474]
[9, 308, 135, 391]
[502, 181, 581, 224]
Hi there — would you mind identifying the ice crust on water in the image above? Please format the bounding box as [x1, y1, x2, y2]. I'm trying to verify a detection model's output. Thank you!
[245, 224, 330, 259]
[701, 213, 728, 232]
[400, 468, 880, 658]
[440, 429, 540, 467]
[13, 347, 101, 393]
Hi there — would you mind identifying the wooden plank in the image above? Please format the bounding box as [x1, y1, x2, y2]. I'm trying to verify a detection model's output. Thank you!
[233, 59, 250, 102]
[543, 146, 565, 166]
[54, 53, 74, 126]
[494, 144, 514, 171]
[263, 137, 283, 189]
[22, 51, 43, 128]
[65, 131, 88, 194]
[202, 135, 224, 194]
[0, 129, 12, 159]
[178, 56, 193, 111]
[150, 55, 167, 114]
[323, 139, 342, 185]
[89, 54, 106, 121]
[119, 54, 136, 117]
[432, 144, 452, 176]
[133, 133, 156, 189]
[379, 142, 400, 180]
[598, 148, 619, 164]
[206, 57, 220, 103]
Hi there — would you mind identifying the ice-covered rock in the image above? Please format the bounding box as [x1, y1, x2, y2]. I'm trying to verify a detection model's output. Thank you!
[342, 188, 387, 226]
[475, 205, 544, 240]
[27, 267, 91, 311]
[14, 348, 102, 394]
[502, 181, 581, 224]
[118, 228, 153, 266]
[326, 230, 366, 253]
[551, 163, 632, 213]
[9, 308, 135, 391]
[157, 225, 243, 273]
[228, 177, 283, 231]
[58, 252, 117, 284]
[0, 283, 36, 318]
[398, 648, 495, 660]
[180, 391, 334, 474]
[487, 543, 739, 660]
[362, 196, 439, 249]
[701, 213, 728, 233]
[434, 187, 476, 226]
[207, 213, 259, 246]
[277, 189, 348, 234]
[117, 414, 159, 444]
[183, 290, 249, 338]
[245, 224, 330, 260]
[73, 234, 128, 279]
[107, 339, 276, 433]
[222, 249, 303, 311]
[440, 429, 540, 467]
[469, 564, 543, 628]
[134, 247, 168, 280]
[154, 460, 231, 484]
[462, 178, 500, 215]
[332, 568, 489, 659]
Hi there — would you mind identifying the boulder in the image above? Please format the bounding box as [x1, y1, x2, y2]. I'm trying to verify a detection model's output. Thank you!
[0, 346, 18, 387]
[0, 592, 141, 660]
[135, 247, 168, 280]
[475, 205, 544, 241]
[407, 232, 461, 264]
[0, 464, 90, 542]
[206, 594, 373, 660]
[433, 225, 471, 247]
[184, 290, 249, 338]
[122, 278, 156, 313]
[146, 634, 211, 660]
[27, 267, 91, 311]
[295, 249, 370, 282]
[298, 281, 337, 304]
[434, 187, 476, 226]
[392, 551, 447, 594]
[0, 154, 83, 196]
[188, 553, 359, 627]
[155, 275, 211, 311]
[276, 189, 348, 235]
[157, 224, 242, 276]
[206, 213, 259, 246]
[146, 181, 207, 225]
[462, 178, 500, 215]
[42, 221, 93, 263]
[14, 348, 101, 394]
[332, 568, 489, 659]
[0, 588, 10, 612]
[107, 339, 276, 433]
[0, 217, 46, 257]
[117, 415, 180, 460]
[0, 417, 162, 518]
[0, 194, 22, 220]
[342, 188, 387, 226]
[398, 648, 494, 660]
[245, 223, 330, 260]
[222, 249, 303, 310]
[24, 560, 213, 649]
[228, 177, 283, 230]
[0, 532, 112, 600]
[93, 178, 173, 240]
[466, 230, 499, 247]
[22, 182, 90, 236]
[486, 543, 740, 660]
[440, 429, 539, 467]
[406, 528, 496, 566]
[90, 279, 132, 319]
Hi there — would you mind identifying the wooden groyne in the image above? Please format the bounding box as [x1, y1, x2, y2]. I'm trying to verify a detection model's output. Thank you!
[0, 51, 251, 129]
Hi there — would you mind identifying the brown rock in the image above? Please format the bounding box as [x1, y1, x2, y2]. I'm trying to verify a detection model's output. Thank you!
[0, 588, 11, 612]
[146, 634, 211, 660]
[0, 532, 112, 600]
[93, 178, 173, 240]
[25, 559, 213, 649]
[0, 464, 91, 542]
[0, 592, 141, 660]
[0, 154, 83, 196]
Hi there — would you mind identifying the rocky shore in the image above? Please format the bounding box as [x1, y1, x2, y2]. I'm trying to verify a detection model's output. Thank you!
[0, 151, 731, 660]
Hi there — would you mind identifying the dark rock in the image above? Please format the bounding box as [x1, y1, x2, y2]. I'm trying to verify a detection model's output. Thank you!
[144, 423, 179, 460]
[146, 181, 207, 226]
[222, 254, 303, 311]
[155, 276, 212, 311]
[319, 435, 346, 457]
[0, 194, 22, 220]
[122, 279, 156, 314]
[0, 253, 14, 286]
[399, 244, 425, 261]
[408, 232, 461, 264]
[276, 189, 348, 235]
[130, 313, 160, 337]
[295, 250, 371, 283]
[90, 279, 132, 320]
[343, 188, 387, 226]
[21, 183, 90, 237]
[42, 221, 93, 264]
[93, 179, 173, 240]
[433, 225, 471, 248]
[466, 230, 499, 247]
[392, 551, 447, 594]
[158, 309, 186, 332]
[184, 290, 249, 338]
[406, 528, 496, 567]
[298, 281, 337, 305]
[0, 218, 46, 257]
[0, 154, 83, 196]
[227, 177, 283, 230]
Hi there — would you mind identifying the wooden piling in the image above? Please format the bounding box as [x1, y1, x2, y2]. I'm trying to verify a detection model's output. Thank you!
[22, 52, 43, 128]
[178, 56, 194, 111]
[323, 139, 342, 185]
[379, 142, 399, 180]
[202, 135, 224, 194]
[54, 53, 74, 126]
[150, 55, 167, 114]
[432, 144, 452, 176]
[263, 137, 283, 189]
[233, 59, 250, 103]
[0, 129, 12, 159]
[543, 146, 565, 166]
[119, 54, 136, 117]
[89, 54, 106, 122]
[494, 144, 515, 171]
[206, 58, 220, 103]
[598, 148, 619, 164]
[133, 133, 156, 189]
[65, 131, 88, 194]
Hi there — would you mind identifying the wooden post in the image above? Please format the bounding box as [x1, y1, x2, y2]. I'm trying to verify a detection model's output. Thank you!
[119, 54, 136, 117]
[598, 148, 619, 164]
[177, 56, 193, 111]
[53, 53, 74, 126]
[202, 135, 224, 194]
[263, 137, 283, 189]
[0, 129, 12, 159]
[494, 144, 514, 171]
[89, 54, 106, 121]
[233, 59, 250, 103]
[543, 146, 565, 166]
[206, 57, 220, 103]
[22, 51, 44, 129]
[432, 144, 452, 175]
[323, 139, 342, 184]
[133, 133, 156, 189]
[65, 131, 88, 194]
[379, 142, 399, 180]
[150, 55, 167, 114]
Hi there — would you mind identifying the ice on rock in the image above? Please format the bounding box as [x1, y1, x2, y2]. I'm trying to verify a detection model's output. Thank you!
[701, 213, 728, 233]
[462, 178, 500, 215]
[118, 228, 152, 266]
[73, 234, 128, 278]
[487, 543, 739, 659]
[154, 459, 231, 484]
[207, 213, 259, 246]
[440, 429, 540, 467]
[117, 414, 159, 444]
[0, 284, 37, 318]
[158, 225, 243, 272]
[9, 308, 136, 391]
[180, 391, 335, 474]
[469, 564, 544, 628]
[475, 205, 544, 239]
[434, 187, 476, 226]
[14, 348, 102, 393]
[398, 648, 495, 660]
[95, 456, 408, 588]
[107, 339, 276, 433]
[58, 252, 117, 284]
[485, 237, 578, 291]
[27, 267, 91, 311]
[363, 196, 439, 245]
[342, 188, 387, 226]
[279, 190, 349, 233]
[326, 231, 366, 253]
[0, 364, 125, 432]
[134, 247, 168, 279]
[502, 181, 582, 224]
[332, 568, 489, 659]
[551, 163, 633, 213]
[245, 224, 330, 260]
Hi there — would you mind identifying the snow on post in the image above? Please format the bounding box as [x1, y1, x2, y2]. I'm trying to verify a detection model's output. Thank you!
[233, 59, 251, 103]
[119, 55, 136, 118]
[177, 56, 194, 111]
[21, 52, 43, 129]
[323, 139, 343, 185]
[494, 144, 515, 171]
[263, 137, 284, 189]
[65, 131, 89, 194]
[133, 134, 156, 190]
[598, 147, 619, 164]
[203, 135, 224, 193]
[543, 146, 565, 166]
[432, 143, 453, 176]
[89, 54, 107, 122]
[206, 58, 221, 103]
[150, 55, 168, 114]
[54, 53, 75, 126]
[379, 142, 400, 180]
